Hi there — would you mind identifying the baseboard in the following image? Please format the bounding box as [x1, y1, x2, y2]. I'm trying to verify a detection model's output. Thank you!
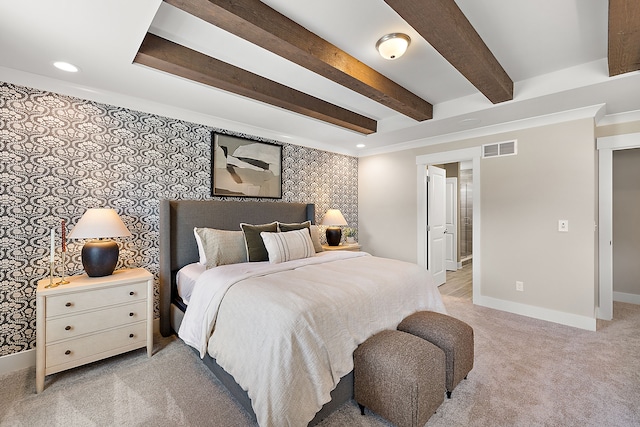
[474, 295, 597, 331]
[0, 348, 35, 376]
[0, 318, 162, 376]
[613, 291, 640, 305]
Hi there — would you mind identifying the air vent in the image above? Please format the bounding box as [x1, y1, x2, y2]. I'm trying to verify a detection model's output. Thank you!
[482, 140, 517, 158]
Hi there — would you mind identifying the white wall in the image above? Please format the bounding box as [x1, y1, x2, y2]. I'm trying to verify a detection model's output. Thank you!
[359, 117, 597, 325]
[358, 152, 422, 262]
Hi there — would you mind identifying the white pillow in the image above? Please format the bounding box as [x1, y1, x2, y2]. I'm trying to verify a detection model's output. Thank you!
[194, 228, 207, 265]
[194, 227, 247, 269]
[276, 221, 323, 253]
[260, 228, 316, 264]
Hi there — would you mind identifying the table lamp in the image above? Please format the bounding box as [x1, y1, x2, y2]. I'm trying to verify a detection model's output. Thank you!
[67, 208, 132, 277]
[321, 209, 348, 246]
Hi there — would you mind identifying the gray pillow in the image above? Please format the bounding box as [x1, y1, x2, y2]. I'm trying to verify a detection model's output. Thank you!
[194, 228, 247, 269]
[278, 220, 310, 232]
[241, 222, 278, 262]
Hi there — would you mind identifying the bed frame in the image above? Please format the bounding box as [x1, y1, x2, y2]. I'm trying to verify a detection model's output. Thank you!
[158, 199, 353, 425]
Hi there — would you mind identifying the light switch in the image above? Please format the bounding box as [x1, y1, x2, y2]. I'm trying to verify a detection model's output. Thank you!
[558, 220, 569, 232]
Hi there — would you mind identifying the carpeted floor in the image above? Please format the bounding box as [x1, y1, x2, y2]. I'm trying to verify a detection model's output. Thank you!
[2, 296, 640, 426]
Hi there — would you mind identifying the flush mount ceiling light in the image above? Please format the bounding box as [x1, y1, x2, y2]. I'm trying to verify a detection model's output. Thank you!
[53, 61, 79, 72]
[376, 33, 411, 60]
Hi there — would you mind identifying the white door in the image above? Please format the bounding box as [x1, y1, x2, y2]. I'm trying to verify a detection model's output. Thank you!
[428, 165, 446, 286]
[445, 177, 458, 271]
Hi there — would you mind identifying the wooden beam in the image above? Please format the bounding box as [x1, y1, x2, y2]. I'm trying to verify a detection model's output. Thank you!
[164, 0, 433, 121]
[134, 33, 377, 135]
[384, 0, 513, 104]
[608, 0, 640, 76]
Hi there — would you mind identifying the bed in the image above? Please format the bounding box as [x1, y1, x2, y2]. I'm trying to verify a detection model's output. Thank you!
[159, 200, 445, 426]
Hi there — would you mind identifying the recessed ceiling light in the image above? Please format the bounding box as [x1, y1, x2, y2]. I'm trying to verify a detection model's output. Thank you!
[53, 61, 79, 73]
[356, 144, 366, 148]
[459, 118, 480, 127]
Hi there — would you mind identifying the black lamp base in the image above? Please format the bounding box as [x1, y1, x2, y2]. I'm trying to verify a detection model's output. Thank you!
[82, 239, 119, 277]
[326, 227, 342, 246]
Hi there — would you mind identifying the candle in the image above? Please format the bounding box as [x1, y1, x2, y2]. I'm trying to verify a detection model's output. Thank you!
[50, 228, 55, 263]
[61, 220, 66, 252]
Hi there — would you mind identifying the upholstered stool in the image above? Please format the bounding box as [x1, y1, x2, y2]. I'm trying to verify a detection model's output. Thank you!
[354, 329, 445, 427]
[398, 311, 474, 398]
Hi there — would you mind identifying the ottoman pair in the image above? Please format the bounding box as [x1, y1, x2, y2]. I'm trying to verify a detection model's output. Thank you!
[354, 311, 474, 427]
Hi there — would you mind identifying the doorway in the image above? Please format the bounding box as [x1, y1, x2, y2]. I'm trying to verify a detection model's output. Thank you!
[597, 131, 640, 320]
[416, 147, 482, 304]
[459, 161, 473, 263]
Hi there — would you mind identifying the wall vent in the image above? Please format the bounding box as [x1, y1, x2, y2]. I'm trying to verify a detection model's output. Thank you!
[482, 140, 517, 158]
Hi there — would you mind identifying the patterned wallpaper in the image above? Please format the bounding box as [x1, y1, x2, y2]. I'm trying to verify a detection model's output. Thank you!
[0, 82, 358, 357]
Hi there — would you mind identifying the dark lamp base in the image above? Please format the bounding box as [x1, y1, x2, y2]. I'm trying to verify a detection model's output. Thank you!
[82, 239, 119, 277]
[326, 227, 342, 246]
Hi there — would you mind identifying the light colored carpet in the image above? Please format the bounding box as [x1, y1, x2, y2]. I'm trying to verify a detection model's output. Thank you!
[2, 296, 640, 426]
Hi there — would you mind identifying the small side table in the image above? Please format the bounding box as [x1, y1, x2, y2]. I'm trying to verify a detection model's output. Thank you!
[36, 268, 153, 393]
[322, 243, 362, 252]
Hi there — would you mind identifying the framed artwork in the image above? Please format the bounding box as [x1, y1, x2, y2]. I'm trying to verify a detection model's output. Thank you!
[211, 132, 282, 198]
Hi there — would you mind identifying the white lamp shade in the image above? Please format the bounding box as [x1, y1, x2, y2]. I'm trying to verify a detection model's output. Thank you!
[376, 33, 411, 60]
[67, 208, 132, 239]
[321, 209, 348, 226]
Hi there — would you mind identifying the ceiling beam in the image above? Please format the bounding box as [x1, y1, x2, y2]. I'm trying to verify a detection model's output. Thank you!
[134, 33, 377, 134]
[383, 0, 513, 104]
[163, 0, 433, 121]
[608, 0, 640, 76]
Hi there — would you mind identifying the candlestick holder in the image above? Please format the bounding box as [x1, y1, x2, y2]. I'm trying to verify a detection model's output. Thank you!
[45, 261, 58, 288]
[56, 251, 70, 285]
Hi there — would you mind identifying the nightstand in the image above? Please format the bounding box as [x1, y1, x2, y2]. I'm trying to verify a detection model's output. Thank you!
[36, 268, 153, 393]
[322, 243, 362, 252]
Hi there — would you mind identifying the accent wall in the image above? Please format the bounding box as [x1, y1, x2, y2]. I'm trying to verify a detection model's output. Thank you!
[0, 82, 358, 357]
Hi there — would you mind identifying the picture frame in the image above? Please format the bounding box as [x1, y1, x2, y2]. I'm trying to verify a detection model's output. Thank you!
[211, 132, 282, 199]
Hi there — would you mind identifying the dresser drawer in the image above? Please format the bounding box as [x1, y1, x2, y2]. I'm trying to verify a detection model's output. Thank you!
[45, 301, 147, 342]
[46, 321, 147, 369]
[45, 281, 147, 317]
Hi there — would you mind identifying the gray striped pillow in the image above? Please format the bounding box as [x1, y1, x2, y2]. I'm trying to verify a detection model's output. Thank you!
[260, 228, 316, 264]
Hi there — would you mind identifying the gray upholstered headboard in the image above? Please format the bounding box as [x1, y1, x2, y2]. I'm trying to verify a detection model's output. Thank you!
[158, 199, 315, 336]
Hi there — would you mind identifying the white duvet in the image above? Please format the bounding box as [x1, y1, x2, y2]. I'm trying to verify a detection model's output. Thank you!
[179, 251, 445, 427]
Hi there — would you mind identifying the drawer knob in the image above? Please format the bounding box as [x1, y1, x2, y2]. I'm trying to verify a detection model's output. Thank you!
[65, 350, 71, 355]
[129, 312, 134, 317]
[65, 302, 72, 307]
[65, 325, 71, 331]
[129, 333, 134, 338]
[129, 291, 135, 296]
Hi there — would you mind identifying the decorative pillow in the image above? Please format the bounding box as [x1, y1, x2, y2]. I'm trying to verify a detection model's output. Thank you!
[260, 228, 316, 264]
[240, 222, 278, 262]
[194, 228, 207, 265]
[278, 220, 310, 232]
[194, 228, 247, 269]
[309, 225, 323, 253]
[278, 221, 323, 252]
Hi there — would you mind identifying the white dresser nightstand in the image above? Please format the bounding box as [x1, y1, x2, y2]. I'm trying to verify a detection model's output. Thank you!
[36, 268, 153, 393]
[322, 243, 362, 252]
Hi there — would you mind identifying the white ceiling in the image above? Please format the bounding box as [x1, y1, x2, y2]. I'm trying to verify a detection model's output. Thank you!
[1, 0, 639, 156]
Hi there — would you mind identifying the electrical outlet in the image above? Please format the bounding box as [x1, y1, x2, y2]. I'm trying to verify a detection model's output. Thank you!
[516, 281, 524, 292]
[558, 220, 569, 232]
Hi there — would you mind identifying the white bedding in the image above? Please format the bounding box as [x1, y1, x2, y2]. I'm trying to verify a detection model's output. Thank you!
[175, 262, 205, 305]
[179, 251, 445, 427]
